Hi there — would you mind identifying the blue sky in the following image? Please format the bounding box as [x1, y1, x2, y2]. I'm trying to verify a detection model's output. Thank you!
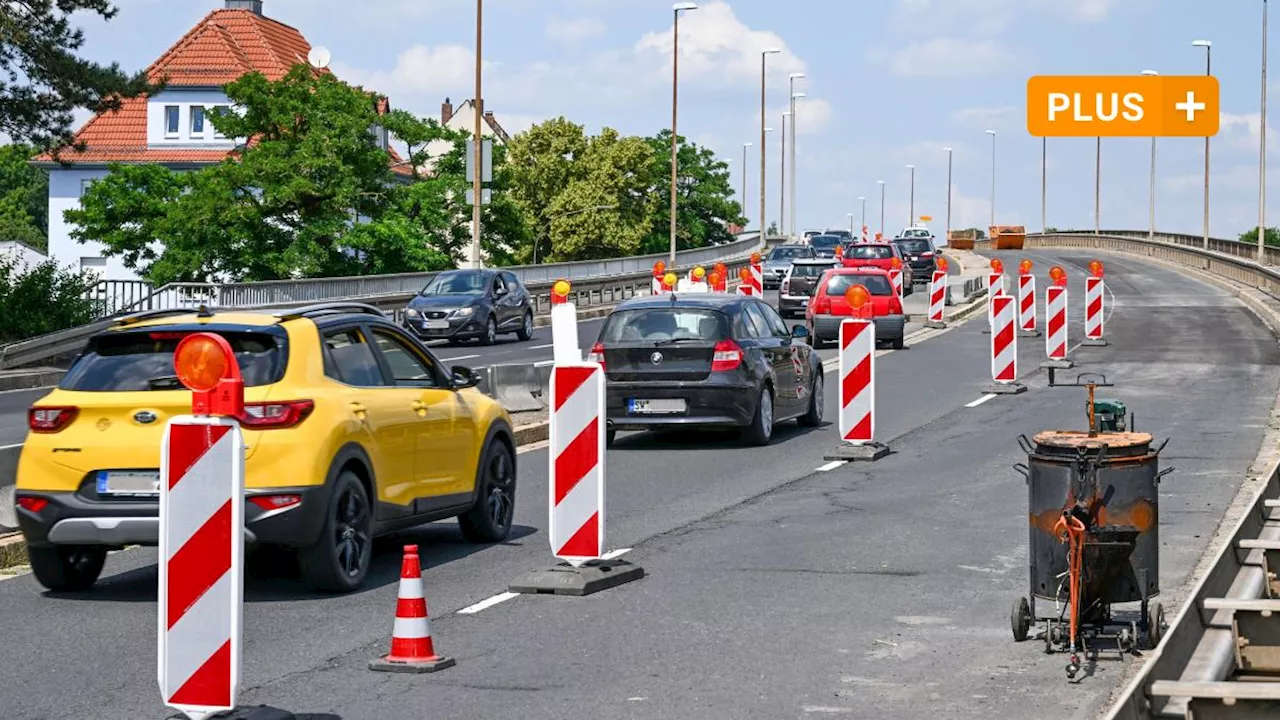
[76, 1, 1277, 239]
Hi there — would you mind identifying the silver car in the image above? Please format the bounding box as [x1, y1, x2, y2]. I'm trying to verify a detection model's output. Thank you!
[762, 244, 816, 289]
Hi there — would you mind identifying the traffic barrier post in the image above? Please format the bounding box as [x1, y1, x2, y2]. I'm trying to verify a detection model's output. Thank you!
[861, 225, 868, 244]
[369, 545, 455, 673]
[550, 280, 580, 365]
[1042, 266, 1074, 369]
[651, 261, 665, 295]
[825, 286, 889, 461]
[1018, 268, 1040, 338]
[736, 267, 754, 296]
[749, 253, 763, 295]
[889, 257, 904, 300]
[158, 333, 247, 720]
[985, 294, 1027, 394]
[1083, 260, 1107, 346]
[925, 269, 947, 329]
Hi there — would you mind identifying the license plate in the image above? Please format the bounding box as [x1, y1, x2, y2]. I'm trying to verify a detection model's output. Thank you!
[627, 398, 686, 415]
[424, 320, 449, 329]
[97, 470, 160, 496]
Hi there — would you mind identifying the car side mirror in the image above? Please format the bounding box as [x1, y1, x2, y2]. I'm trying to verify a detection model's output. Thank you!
[791, 325, 809, 339]
[451, 365, 480, 389]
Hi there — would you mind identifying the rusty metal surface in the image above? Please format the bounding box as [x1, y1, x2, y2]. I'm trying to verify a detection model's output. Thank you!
[1033, 430, 1153, 450]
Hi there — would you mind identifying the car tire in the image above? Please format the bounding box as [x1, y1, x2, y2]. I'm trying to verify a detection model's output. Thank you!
[458, 438, 516, 543]
[27, 544, 107, 592]
[299, 471, 373, 593]
[741, 384, 775, 446]
[893, 336, 905, 350]
[798, 372, 824, 427]
[479, 315, 498, 346]
[516, 310, 534, 341]
[606, 429, 617, 447]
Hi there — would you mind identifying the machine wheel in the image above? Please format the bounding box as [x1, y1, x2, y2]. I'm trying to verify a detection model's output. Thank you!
[1011, 597, 1032, 642]
[1146, 603, 1166, 649]
[299, 471, 372, 593]
[458, 439, 517, 543]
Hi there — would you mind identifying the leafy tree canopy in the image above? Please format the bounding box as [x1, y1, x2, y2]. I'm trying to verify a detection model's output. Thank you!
[1238, 226, 1280, 247]
[0, 254, 95, 342]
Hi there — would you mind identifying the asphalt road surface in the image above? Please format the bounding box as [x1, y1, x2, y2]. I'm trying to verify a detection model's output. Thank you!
[5, 250, 1273, 720]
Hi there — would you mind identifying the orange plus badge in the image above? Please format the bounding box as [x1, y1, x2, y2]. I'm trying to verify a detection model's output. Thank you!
[1026, 75, 1219, 138]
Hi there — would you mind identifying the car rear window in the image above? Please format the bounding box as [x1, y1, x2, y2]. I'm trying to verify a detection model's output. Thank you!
[810, 236, 840, 248]
[601, 308, 728, 343]
[770, 246, 810, 260]
[848, 245, 893, 259]
[896, 239, 932, 253]
[826, 274, 893, 297]
[61, 330, 287, 392]
[792, 263, 836, 278]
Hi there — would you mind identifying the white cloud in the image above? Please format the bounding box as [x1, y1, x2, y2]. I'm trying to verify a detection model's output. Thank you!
[545, 17, 606, 44]
[633, 1, 805, 86]
[759, 97, 834, 137]
[889, 39, 1016, 77]
[890, 0, 1111, 36]
[1217, 111, 1279, 155]
[951, 106, 1018, 129]
[335, 44, 476, 98]
[1035, 0, 1113, 23]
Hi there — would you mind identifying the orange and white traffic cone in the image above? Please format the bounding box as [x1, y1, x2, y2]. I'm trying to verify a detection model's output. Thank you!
[369, 545, 456, 673]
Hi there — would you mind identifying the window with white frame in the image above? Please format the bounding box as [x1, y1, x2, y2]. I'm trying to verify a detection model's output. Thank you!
[190, 106, 206, 136]
[80, 178, 96, 198]
[80, 257, 106, 271]
[164, 105, 180, 137]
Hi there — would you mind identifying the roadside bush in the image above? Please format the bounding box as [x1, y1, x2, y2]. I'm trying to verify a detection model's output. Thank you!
[0, 255, 96, 343]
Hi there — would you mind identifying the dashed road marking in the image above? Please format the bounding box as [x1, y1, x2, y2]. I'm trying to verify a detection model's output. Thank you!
[530, 343, 554, 350]
[534, 360, 555, 367]
[456, 591, 519, 615]
[443, 354, 482, 361]
[815, 461, 846, 472]
[965, 394, 997, 408]
[601, 547, 632, 560]
[0, 443, 22, 451]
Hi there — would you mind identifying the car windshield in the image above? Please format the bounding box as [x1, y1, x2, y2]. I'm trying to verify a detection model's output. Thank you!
[848, 245, 894, 259]
[902, 229, 930, 238]
[600, 308, 728, 344]
[769, 247, 810, 260]
[827, 274, 893, 297]
[420, 272, 487, 296]
[896, 239, 932, 253]
[60, 330, 286, 392]
[792, 263, 836, 278]
[809, 235, 840, 248]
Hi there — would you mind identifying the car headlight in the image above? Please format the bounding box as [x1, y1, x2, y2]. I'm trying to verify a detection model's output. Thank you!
[453, 307, 475, 318]
[406, 308, 419, 318]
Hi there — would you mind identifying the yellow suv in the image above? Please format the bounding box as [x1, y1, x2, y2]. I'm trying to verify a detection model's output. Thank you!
[14, 303, 517, 593]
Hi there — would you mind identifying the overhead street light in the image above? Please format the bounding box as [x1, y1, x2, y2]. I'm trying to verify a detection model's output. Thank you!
[906, 164, 916, 225]
[1193, 39, 1212, 251]
[668, 1, 698, 267]
[1141, 69, 1158, 241]
[857, 195, 867, 240]
[781, 110, 791, 235]
[760, 48, 781, 238]
[943, 148, 953, 241]
[985, 130, 997, 228]
[877, 179, 886, 237]
[788, 74, 806, 238]
[741, 141, 753, 224]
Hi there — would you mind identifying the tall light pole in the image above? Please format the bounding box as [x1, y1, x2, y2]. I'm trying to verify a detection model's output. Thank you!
[846, 212, 854, 236]
[760, 48, 781, 238]
[877, 180, 886, 237]
[1040, 137, 1047, 233]
[1142, 69, 1158, 241]
[741, 141, 752, 224]
[1261, 2, 1269, 263]
[943, 147, 953, 241]
[668, 2, 697, 267]
[471, 0, 484, 268]
[985, 130, 997, 228]
[858, 196, 867, 240]
[781, 111, 790, 234]
[906, 164, 916, 225]
[1194, 39, 1212, 250]
[788, 73, 805, 237]
[1094, 135, 1102, 234]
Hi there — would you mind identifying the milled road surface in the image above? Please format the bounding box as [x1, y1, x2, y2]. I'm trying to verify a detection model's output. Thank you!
[2, 250, 1273, 720]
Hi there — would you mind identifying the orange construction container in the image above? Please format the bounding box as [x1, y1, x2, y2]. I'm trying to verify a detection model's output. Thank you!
[989, 225, 1026, 250]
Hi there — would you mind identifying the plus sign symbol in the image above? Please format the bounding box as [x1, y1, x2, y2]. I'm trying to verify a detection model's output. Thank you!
[1176, 90, 1206, 122]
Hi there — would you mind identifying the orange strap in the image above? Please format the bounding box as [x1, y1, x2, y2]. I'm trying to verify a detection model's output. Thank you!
[1054, 513, 1087, 648]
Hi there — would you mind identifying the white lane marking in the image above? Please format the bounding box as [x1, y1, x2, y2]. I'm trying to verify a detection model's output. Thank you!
[0, 443, 22, 451]
[534, 360, 554, 367]
[965, 394, 997, 408]
[441, 354, 481, 361]
[456, 591, 519, 615]
[517, 439, 549, 454]
[815, 461, 846, 472]
[530, 343, 554, 350]
[601, 547, 633, 560]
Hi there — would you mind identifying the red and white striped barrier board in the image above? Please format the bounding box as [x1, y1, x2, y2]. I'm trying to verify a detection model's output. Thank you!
[927, 270, 947, 324]
[549, 363, 606, 566]
[1046, 285, 1069, 360]
[1085, 276, 1105, 340]
[159, 416, 244, 719]
[861, 225, 868, 244]
[651, 277, 662, 294]
[986, 272, 1005, 326]
[889, 269, 903, 299]
[1018, 274, 1037, 332]
[990, 295, 1017, 383]
[839, 319, 876, 444]
[749, 262, 763, 295]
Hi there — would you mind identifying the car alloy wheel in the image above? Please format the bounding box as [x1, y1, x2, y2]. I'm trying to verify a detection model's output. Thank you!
[485, 316, 497, 344]
[522, 312, 532, 338]
[485, 448, 515, 531]
[334, 485, 370, 580]
[759, 389, 773, 438]
[813, 374, 824, 419]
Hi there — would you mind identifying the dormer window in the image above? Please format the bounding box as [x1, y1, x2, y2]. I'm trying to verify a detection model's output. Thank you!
[190, 106, 206, 136]
[164, 106, 180, 137]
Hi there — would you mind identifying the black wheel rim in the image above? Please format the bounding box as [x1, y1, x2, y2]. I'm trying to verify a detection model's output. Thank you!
[485, 448, 515, 529]
[334, 487, 370, 579]
[523, 312, 532, 336]
[487, 318, 496, 343]
[63, 547, 98, 574]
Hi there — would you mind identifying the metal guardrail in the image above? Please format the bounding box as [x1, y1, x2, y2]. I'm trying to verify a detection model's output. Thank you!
[0, 234, 783, 370]
[980, 232, 1280, 718]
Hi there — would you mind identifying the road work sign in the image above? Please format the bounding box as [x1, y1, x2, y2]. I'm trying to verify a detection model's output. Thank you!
[1027, 75, 1219, 137]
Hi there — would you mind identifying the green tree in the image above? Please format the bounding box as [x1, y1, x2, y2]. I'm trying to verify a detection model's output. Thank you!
[1238, 227, 1280, 247]
[0, 1, 155, 153]
[0, 143, 49, 248]
[545, 128, 656, 261]
[641, 131, 744, 255]
[0, 255, 95, 342]
[68, 67, 458, 283]
[767, 221, 779, 235]
[431, 133, 531, 267]
[505, 117, 590, 264]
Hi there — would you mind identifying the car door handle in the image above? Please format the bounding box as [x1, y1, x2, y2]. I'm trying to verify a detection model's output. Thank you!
[410, 400, 428, 415]
[349, 402, 367, 419]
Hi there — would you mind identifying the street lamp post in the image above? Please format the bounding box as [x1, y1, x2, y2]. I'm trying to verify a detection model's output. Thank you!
[1040, 137, 1047, 233]
[471, 0, 484, 268]
[760, 48, 781, 238]
[846, 212, 854, 236]
[877, 180, 886, 237]
[1142, 69, 1158, 241]
[788, 74, 805, 237]
[669, 2, 697, 268]
[906, 164, 916, 226]
[1094, 136, 1102, 235]
[985, 130, 996, 228]
[1261, 3, 1270, 263]
[781, 111, 789, 235]
[1193, 39, 1213, 250]
[943, 148, 953, 242]
[741, 141, 752, 224]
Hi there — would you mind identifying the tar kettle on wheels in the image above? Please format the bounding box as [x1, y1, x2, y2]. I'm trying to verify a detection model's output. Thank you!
[1010, 371, 1174, 680]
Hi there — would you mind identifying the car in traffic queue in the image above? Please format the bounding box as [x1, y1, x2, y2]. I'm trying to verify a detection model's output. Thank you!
[891, 236, 940, 285]
[808, 234, 844, 259]
[806, 267, 908, 350]
[762, 243, 817, 289]
[404, 269, 534, 346]
[777, 257, 840, 318]
[841, 243, 914, 295]
[588, 294, 824, 447]
[13, 303, 518, 593]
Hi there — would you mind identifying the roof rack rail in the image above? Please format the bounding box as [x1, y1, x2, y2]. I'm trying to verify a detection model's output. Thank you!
[272, 302, 386, 322]
[112, 306, 212, 327]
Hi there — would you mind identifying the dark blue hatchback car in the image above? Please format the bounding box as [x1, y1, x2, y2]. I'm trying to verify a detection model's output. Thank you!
[403, 269, 534, 345]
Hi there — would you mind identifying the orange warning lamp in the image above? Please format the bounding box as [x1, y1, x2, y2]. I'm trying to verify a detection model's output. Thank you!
[692, 266, 706, 281]
[715, 261, 727, 276]
[551, 279, 571, 304]
[875, 232, 883, 241]
[936, 257, 949, 273]
[653, 260, 666, 277]
[1019, 259, 1033, 275]
[750, 252, 761, 265]
[739, 267, 752, 283]
[890, 257, 902, 269]
[990, 258, 1004, 273]
[663, 272, 678, 288]
[845, 285, 872, 318]
[1049, 265, 1067, 287]
[834, 244, 844, 257]
[1089, 260, 1104, 278]
[174, 332, 243, 417]
[708, 271, 721, 288]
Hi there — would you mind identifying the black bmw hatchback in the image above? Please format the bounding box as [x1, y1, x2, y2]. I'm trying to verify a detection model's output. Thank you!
[588, 293, 825, 446]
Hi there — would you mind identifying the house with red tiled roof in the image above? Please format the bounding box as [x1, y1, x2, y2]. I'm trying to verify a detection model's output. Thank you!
[33, 0, 410, 281]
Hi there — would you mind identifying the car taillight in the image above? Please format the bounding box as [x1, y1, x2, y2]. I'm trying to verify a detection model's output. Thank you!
[921, 251, 934, 258]
[711, 339, 743, 372]
[240, 400, 314, 429]
[17, 496, 48, 513]
[28, 406, 77, 433]
[815, 296, 831, 314]
[249, 494, 302, 511]
[587, 342, 606, 369]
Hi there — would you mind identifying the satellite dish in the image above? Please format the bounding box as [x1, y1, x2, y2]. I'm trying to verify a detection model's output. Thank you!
[307, 46, 331, 69]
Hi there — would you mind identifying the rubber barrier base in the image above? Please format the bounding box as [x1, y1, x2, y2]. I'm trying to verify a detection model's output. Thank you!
[368, 655, 457, 674]
[824, 442, 891, 462]
[1041, 359, 1075, 370]
[1019, 330, 1042, 338]
[169, 706, 297, 720]
[924, 321, 947, 329]
[1082, 338, 1109, 347]
[984, 382, 1027, 395]
[509, 559, 645, 597]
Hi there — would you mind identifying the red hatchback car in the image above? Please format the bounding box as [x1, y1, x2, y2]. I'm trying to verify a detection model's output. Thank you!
[805, 267, 907, 349]
[841, 243, 913, 294]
